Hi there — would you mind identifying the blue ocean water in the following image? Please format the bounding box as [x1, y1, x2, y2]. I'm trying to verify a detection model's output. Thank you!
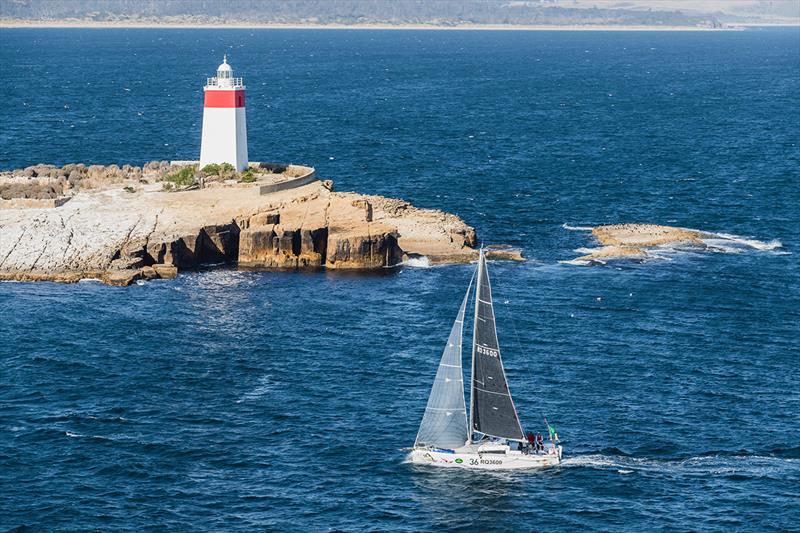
[1, 27, 799, 531]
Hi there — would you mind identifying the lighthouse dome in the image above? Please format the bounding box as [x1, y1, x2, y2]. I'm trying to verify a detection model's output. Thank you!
[206, 54, 243, 89]
[217, 55, 233, 73]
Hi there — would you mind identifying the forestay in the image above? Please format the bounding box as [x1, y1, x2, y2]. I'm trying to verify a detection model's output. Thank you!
[470, 250, 525, 441]
[414, 274, 474, 449]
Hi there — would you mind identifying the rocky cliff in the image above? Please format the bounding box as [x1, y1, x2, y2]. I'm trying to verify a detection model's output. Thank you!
[0, 179, 488, 285]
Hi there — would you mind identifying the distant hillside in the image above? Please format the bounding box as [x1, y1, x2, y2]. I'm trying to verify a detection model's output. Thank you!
[1, 0, 797, 27]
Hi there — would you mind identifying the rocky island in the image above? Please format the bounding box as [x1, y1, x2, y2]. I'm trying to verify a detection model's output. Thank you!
[566, 223, 780, 264]
[0, 161, 518, 285]
[571, 224, 708, 263]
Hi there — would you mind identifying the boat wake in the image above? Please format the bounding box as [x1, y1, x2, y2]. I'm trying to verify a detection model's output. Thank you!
[562, 449, 800, 477]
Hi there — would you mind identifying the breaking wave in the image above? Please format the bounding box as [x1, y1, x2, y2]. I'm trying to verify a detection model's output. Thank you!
[562, 223, 593, 231]
[403, 256, 431, 268]
[702, 232, 785, 254]
[558, 258, 596, 266]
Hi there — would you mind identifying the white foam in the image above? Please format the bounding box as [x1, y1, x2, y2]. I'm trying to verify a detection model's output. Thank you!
[706, 233, 784, 252]
[403, 256, 431, 268]
[237, 375, 274, 403]
[558, 258, 594, 266]
[562, 223, 593, 231]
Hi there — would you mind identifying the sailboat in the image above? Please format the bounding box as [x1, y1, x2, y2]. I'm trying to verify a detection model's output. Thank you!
[408, 249, 562, 470]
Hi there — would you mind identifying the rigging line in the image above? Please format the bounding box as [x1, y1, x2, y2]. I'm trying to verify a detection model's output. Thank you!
[492, 269, 557, 436]
[490, 268, 527, 363]
[489, 266, 532, 433]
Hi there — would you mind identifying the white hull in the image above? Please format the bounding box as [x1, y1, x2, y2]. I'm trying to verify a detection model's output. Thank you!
[408, 443, 562, 470]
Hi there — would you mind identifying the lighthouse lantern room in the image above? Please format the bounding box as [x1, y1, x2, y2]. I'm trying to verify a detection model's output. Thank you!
[199, 55, 249, 171]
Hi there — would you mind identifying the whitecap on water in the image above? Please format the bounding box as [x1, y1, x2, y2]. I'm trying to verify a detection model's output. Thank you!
[237, 375, 274, 403]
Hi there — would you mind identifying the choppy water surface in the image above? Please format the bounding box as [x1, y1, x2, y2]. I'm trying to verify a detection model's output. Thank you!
[1, 28, 799, 531]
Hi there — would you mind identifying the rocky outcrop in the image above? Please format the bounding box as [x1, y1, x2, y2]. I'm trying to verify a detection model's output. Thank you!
[569, 224, 711, 263]
[238, 189, 445, 270]
[0, 178, 493, 285]
[592, 224, 707, 247]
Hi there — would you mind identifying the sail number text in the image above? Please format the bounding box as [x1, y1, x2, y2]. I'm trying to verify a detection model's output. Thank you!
[469, 458, 503, 465]
[477, 345, 499, 358]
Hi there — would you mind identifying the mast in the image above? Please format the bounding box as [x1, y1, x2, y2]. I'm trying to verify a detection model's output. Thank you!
[469, 249, 526, 442]
[468, 249, 482, 443]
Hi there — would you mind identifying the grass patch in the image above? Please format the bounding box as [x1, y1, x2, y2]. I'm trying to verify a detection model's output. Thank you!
[239, 169, 257, 183]
[201, 163, 236, 178]
[163, 166, 197, 188]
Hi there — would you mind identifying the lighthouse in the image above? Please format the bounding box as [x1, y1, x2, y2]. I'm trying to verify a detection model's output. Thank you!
[199, 55, 249, 171]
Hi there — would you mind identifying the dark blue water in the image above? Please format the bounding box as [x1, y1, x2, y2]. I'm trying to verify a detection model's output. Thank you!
[1, 28, 799, 531]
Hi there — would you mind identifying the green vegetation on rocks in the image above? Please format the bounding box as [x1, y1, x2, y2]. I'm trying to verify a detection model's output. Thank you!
[163, 166, 198, 188]
[239, 169, 257, 183]
[200, 163, 236, 179]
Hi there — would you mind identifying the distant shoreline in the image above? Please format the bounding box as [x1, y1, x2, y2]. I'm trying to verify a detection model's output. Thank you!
[0, 20, 773, 31]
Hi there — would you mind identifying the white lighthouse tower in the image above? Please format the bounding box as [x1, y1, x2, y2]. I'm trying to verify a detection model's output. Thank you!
[199, 55, 249, 171]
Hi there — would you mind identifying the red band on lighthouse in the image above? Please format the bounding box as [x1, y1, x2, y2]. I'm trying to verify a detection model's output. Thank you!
[204, 90, 246, 108]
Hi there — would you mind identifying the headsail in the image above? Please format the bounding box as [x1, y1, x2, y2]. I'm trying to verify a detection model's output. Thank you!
[415, 274, 474, 449]
[469, 250, 525, 441]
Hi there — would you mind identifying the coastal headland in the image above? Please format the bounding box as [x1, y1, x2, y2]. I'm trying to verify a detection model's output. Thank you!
[0, 161, 521, 285]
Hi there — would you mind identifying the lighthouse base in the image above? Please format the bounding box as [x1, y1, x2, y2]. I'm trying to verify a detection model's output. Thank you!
[199, 107, 248, 171]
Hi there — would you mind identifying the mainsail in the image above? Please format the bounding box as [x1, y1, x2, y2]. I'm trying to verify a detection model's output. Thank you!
[414, 275, 474, 449]
[469, 250, 525, 441]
